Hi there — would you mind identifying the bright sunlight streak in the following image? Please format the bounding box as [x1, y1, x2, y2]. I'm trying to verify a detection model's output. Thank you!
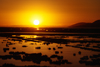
[33, 20, 39, 25]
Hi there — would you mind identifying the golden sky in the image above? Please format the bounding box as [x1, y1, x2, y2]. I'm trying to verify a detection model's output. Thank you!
[0, 0, 100, 27]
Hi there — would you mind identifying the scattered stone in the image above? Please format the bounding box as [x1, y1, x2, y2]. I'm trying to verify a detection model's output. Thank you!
[12, 39, 15, 41]
[58, 47, 63, 49]
[73, 53, 76, 56]
[8, 39, 10, 40]
[9, 51, 14, 54]
[43, 43, 45, 45]
[50, 55, 58, 58]
[36, 47, 41, 49]
[90, 54, 100, 58]
[62, 60, 68, 64]
[55, 51, 59, 54]
[6, 44, 9, 47]
[3, 40, 7, 41]
[80, 56, 89, 60]
[61, 51, 63, 53]
[22, 45, 27, 47]
[53, 48, 56, 50]
[7, 42, 14, 45]
[46, 42, 50, 45]
[78, 51, 81, 55]
[30, 43, 34, 45]
[57, 56, 63, 60]
[12, 47, 16, 49]
[3, 48, 9, 52]
[65, 45, 70, 46]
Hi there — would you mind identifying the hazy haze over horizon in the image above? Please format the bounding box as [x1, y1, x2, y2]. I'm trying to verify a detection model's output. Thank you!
[0, 0, 100, 27]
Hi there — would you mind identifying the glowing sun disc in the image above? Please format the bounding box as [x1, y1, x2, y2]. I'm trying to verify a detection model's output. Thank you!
[33, 20, 39, 25]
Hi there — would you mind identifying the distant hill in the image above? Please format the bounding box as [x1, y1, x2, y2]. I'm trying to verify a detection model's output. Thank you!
[69, 20, 100, 28]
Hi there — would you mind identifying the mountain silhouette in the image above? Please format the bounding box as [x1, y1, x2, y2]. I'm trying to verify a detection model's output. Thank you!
[69, 20, 100, 28]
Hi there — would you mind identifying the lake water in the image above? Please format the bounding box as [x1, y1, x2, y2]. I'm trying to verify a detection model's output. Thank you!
[0, 32, 100, 67]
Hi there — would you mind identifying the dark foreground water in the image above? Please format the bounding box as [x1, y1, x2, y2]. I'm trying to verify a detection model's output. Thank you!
[0, 32, 100, 67]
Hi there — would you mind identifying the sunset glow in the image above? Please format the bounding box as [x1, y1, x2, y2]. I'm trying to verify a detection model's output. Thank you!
[0, 0, 100, 27]
[33, 20, 39, 25]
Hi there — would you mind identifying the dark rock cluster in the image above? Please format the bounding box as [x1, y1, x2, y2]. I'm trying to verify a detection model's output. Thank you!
[79, 54, 100, 65]
[0, 51, 72, 65]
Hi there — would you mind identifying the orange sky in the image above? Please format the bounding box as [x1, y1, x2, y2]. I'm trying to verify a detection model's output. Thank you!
[0, 0, 100, 27]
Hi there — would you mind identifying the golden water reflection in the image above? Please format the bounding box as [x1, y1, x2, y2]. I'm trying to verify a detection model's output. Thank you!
[0, 34, 100, 67]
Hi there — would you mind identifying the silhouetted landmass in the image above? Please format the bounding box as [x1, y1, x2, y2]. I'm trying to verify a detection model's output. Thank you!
[0, 27, 100, 33]
[69, 20, 100, 28]
[0, 20, 100, 33]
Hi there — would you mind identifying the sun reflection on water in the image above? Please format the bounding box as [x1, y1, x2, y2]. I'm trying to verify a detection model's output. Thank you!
[12, 35, 39, 39]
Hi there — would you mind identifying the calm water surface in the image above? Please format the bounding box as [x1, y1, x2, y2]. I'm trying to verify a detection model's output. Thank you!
[0, 32, 100, 67]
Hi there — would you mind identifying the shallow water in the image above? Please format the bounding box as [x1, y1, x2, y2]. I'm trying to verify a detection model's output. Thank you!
[0, 33, 100, 67]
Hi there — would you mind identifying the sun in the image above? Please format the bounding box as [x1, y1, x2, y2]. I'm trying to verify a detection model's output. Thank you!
[33, 20, 39, 25]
